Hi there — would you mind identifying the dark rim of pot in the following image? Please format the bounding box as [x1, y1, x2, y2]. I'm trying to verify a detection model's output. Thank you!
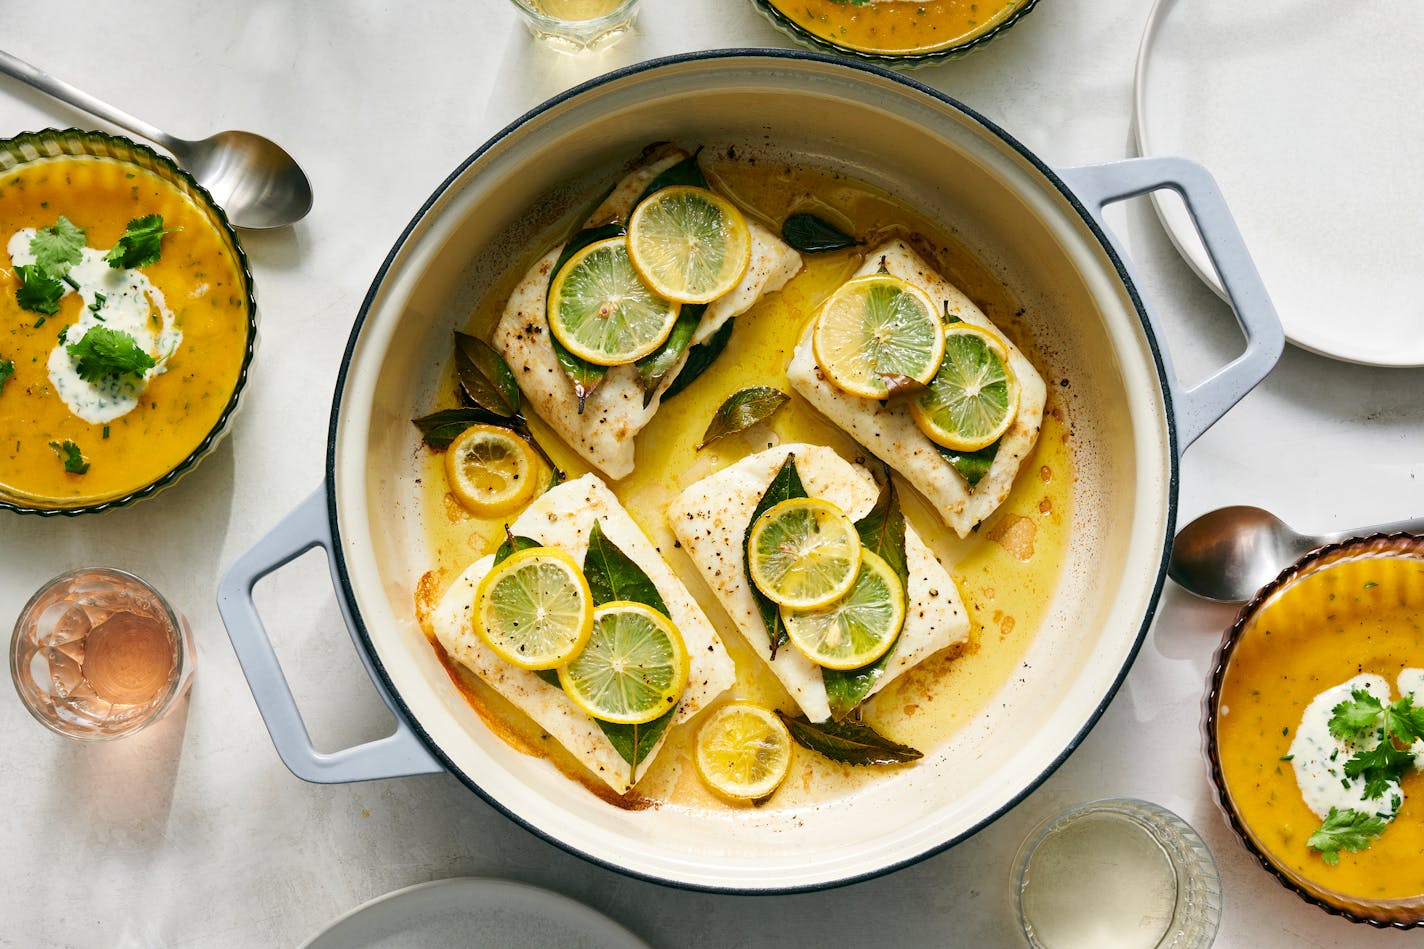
[324, 48, 1179, 895]
[1205, 532, 1424, 930]
[0, 128, 257, 517]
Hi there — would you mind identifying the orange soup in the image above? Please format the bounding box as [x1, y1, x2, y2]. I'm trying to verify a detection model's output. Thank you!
[1216, 550, 1424, 904]
[0, 153, 252, 508]
[768, 0, 1028, 55]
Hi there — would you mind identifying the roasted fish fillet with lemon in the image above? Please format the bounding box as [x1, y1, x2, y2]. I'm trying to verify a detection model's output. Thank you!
[787, 239, 1046, 538]
[667, 443, 969, 724]
[493, 148, 803, 480]
[428, 473, 736, 793]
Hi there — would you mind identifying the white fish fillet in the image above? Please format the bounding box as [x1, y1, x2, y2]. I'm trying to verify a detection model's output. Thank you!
[787, 239, 1047, 538]
[429, 474, 736, 794]
[667, 443, 969, 723]
[493, 150, 803, 480]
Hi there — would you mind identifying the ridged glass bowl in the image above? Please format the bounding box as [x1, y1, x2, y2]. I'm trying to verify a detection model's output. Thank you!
[1206, 533, 1424, 929]
[0, 129, 256, 515]
[749, 0, 1042, 68]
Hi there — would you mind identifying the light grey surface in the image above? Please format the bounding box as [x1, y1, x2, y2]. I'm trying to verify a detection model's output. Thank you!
[1, 2, 1420, 947]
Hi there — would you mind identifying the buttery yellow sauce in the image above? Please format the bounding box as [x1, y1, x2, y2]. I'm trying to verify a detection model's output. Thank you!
[1217, 554, 1424, 902]
[770, 0, 1027, 55]
[0, 156, 250, 506]
[415, 154, 1074, 810]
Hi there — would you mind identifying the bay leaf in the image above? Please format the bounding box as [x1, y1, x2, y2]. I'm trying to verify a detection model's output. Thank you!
[698, 385, 789, 450]
[823, 472, 908, 720]
[582, 519, 669, 615]
[546, 222, 625, 411]
[780, 212, 858, 254]
[635, 148, 708, 206]
[495, 531, 541, 564]
[743, 454, 807, 657]
[598, 707, 675, 780]
[661, 319, 733, 401]
[636, 302, 706, 404]
[776, 710, 922, 766]
[454, 331, 519, 417]
[582, 519, 676, 777]
[936, 439, 998, 489]
[411, 407, 502, 450]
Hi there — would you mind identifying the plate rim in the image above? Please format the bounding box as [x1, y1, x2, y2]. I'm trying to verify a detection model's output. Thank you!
[1132, 0, 1424, 368]
[299, 877, 652, 949]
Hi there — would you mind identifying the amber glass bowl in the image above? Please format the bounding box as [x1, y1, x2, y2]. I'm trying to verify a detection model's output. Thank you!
[0, 129, 256, 515]
[1206, 533, 1424, 928]
[750, 0, 1042, 67]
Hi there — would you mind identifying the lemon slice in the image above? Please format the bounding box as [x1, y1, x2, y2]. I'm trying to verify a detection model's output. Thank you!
[812, 274, 944, 400]
[747, 497, 862, 610]
[558, 601, 690, 725]
[782, 550, 905, 670]
[547, 236, 681, 366]
[627, 186, 752, 305]
[694, 703, 793, 801]
[444, 424, 541, 517]
[909, 323, 1019, 452]
[474, 547, 594, 671]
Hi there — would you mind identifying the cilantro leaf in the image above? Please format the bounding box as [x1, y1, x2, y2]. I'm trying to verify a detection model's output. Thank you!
[1383, 695, 1424, 746]
[1329, 688, 1384, 741]
[48, 440, 89, 475]
[14, 264, 65, 315]
[1343, 735, 1415, 799]
[30, 216, 85, 278]
[66, 327, 156, 382]
[1307, 807, 1387, 865]
[106, 215, 170, 269]
[0, 359, 13, 394]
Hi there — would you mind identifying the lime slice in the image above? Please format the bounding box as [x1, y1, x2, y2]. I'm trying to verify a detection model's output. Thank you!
[474, 547, 594, 671]
[558, 600, 689, 725]
[694, 703, 793, 801]
[782, 550, 905, 670]
[444, 424, 540, 517]
[812, 274, 944, 399]
[627, 186, 752, 305]
[909, 323, 1018, 452]
[547, 236, 681, 367]
[747, 497, 862, 610]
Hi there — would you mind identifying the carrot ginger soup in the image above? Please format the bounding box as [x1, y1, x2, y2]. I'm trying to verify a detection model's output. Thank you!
[0, 152, 252, 508]
[768, 0, 1027, 55]
[1216, 545, 1424, 908]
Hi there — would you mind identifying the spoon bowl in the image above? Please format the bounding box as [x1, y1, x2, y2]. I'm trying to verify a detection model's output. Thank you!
[1169, 505, 1424, 603]
[169, 131, 313, 231]
[0, 48, 312, 229]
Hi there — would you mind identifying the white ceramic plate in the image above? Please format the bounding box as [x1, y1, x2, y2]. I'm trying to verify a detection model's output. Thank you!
[301, 878, 650, 949]
[1135, 0, 1424, 366]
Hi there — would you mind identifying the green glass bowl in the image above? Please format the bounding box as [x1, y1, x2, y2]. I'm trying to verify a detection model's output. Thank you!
[0, 129, 257, 516]
[750, 0, 1043, 68]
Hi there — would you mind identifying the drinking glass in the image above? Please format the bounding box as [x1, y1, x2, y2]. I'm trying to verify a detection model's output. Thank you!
[507, 0, 641, 53]
[10, 567, 194, 741]
[1013, 798, 1222, 949]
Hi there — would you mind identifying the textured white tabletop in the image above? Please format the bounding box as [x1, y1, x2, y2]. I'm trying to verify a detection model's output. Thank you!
[2, 2, 1421, 946]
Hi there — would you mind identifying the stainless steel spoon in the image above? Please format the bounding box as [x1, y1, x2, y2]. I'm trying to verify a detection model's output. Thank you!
[0, 48, 312, 229]
[1169, 505, 1424, 604]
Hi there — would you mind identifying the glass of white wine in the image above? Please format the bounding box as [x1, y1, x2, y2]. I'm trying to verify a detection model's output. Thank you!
[1013, 799, 1222, 949]
[508, 0, 641, 53]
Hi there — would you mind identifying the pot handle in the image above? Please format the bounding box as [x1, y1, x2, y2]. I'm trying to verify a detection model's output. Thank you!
[1056, 157, 1283, 454]
[217, 486, 444, 783]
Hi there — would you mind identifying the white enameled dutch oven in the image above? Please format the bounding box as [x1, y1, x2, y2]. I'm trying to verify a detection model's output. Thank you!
[217, 50, 1282, 893]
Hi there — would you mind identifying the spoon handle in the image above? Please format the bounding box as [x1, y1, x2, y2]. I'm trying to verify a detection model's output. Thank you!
[0, 48, 175, 151]
[1319, 515, 1424, 544]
